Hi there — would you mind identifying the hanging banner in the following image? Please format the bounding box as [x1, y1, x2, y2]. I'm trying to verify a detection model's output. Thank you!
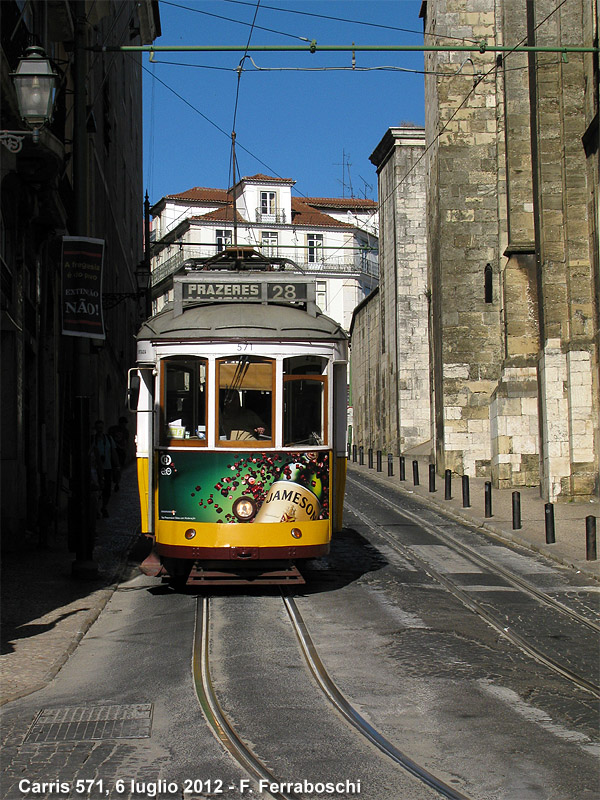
[61, 236, 105, 339]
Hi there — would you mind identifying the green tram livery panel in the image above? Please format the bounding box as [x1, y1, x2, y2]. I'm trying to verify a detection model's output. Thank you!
[129, 266, 348, 586]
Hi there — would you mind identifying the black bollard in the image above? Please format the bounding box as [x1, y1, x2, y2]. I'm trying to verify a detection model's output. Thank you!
[512, 491, 522, 530]
[352, 444, 357, 463]
[347, 443, 351, 459]
[399, 456, 406, 481]
[429, 464, 436, 492]
[412, 459, 420, 486]
[484, 481, 492, 517]
[376, 450, 382, 472]
[545, 503, 555, 544]
[462, 474, 471, 508]
[359, 446, 364, 466]
[586, 516, 596, 561]
[387, 453, 394, 477]
[368, 448, 373, 469]
[444, 469, 452, 500]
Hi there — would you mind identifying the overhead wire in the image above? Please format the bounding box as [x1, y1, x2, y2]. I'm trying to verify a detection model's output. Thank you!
[220, 0, 481, 44]
[322, 0, 575, 262]
[160, 0, 311, 42]
[144, 0, 574, 265]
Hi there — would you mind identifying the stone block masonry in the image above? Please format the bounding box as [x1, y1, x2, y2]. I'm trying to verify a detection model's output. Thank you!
[352, 0, 598, 504]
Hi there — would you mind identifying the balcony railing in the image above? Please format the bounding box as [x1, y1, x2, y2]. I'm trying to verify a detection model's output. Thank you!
[255, 208, 287, 224]
[297, 252, 379, 279]
[151, 246, 378, 286]
[151, 246, 214, 286]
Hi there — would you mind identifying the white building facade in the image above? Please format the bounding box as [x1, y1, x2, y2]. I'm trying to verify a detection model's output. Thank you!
[149, 174, 379, 331]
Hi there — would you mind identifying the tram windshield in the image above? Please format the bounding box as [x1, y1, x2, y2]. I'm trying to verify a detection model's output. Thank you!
[283, 357, 327, 446]
[162, 357, 207, 443]
[217, 356, 274, 445]
[157, 354, 330, 448]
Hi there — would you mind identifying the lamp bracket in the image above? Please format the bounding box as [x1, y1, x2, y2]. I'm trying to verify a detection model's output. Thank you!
[0, 130, 37, 153]
[102, 291, 145, 310]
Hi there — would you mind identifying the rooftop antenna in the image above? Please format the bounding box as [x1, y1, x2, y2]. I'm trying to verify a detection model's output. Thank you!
[358, 175, 373, 199]
[334, 149, 354, 198]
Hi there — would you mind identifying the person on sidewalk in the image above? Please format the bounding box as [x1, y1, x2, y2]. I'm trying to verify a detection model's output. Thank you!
[107, 416, 129, 490]
[91, 420, 120, 517]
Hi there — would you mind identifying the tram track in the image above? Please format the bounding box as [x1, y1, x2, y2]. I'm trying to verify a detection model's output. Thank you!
[282, 592, 473, 800]
[346, 473, 600, 634]
[345, 476, 600, 699]
[193, 596, 295, 800]
[194, 593, 476, 800]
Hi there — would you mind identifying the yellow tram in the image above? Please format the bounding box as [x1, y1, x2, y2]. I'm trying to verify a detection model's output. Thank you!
[129, 252, 348, 585]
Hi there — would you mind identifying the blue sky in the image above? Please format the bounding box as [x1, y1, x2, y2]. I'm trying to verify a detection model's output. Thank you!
[143, 0, 425, 204]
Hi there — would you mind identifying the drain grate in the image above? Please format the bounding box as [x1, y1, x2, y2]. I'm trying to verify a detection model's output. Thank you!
[24, 704, 153, 743]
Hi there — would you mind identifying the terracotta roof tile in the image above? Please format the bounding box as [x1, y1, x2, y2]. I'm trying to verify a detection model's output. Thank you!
[240, 173, 295, 184]
[302, 196, 377, 209]
[163, 187, 371, 229]
[166, 187, 230, 203]
[191, 206, 245, 223]
[290, 200, 353, 228]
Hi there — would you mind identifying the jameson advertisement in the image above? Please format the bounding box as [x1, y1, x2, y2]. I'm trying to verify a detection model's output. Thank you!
[158, 451, 329, 523]
[61, 236, 105, 338]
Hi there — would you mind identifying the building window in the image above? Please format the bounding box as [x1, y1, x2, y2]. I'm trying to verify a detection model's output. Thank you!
[261, 231, 278, 257]
[307, 233, 323, 263]
[260, 191, 276, 216]
[216, 229, 232, 252]
[316, 280, 327, 310]
[484, 263, 493, 303]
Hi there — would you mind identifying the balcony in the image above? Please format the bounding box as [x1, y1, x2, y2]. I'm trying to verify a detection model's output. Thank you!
[151, 246, 216, 286]
[255, 208, 287, 224]
[151, 246, 379, 287]
[297, 251, 379, 279]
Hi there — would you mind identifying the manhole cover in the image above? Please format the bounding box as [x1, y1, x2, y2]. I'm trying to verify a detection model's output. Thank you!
[24, 704, 153, 743]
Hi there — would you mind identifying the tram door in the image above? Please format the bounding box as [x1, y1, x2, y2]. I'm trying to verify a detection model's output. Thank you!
[128, 367, 155, 536]
[332, 361, 348, 532]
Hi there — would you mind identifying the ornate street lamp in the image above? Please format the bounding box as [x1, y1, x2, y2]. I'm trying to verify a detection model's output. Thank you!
[1, 46, 57, 152]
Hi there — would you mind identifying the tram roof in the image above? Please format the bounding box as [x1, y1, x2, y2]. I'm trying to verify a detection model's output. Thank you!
[137, 301, 347, 343]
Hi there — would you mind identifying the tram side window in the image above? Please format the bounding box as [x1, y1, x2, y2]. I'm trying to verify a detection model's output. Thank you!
[162, 357, 207, 443]
[283, 357, 327, 447]
[217, 356, 274, 445]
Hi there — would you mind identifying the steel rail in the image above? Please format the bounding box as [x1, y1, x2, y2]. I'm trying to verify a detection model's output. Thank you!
[346, 473, 600, 634]
[345, 497, 600, 699]
[192, 596, 295, 800]
[281, 592, 474, 800]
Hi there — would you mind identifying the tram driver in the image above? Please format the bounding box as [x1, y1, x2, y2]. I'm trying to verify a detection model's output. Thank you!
[220, 391, 267, 441]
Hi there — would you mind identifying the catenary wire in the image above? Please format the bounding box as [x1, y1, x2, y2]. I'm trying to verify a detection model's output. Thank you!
[332, 0, 576, 253]
[161, 0, 311, 42]
[145, 0, 574, 251]
[220, 0, 481, 43]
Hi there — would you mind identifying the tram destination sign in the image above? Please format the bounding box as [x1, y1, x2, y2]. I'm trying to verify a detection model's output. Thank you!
[182, 280, 310, 304]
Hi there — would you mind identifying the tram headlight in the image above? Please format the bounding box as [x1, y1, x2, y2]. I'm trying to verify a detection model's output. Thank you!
[232, 495, 258, 522]
[291, 528, 302, 539]
[184, 528, 197, 540]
